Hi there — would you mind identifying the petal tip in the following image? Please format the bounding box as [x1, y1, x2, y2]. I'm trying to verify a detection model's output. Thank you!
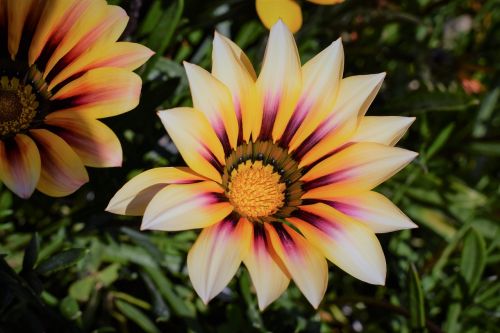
[271, 18, 290, 34]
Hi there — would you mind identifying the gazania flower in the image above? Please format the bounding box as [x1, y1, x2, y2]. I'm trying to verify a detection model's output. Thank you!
[256, 0, 344, 33]
[107, 21, 417, 309]
[0, 0, 153, 198]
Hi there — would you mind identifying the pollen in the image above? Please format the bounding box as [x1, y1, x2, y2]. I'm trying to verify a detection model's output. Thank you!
[227, 160, 286, 220]
[0, 76, 39, 137]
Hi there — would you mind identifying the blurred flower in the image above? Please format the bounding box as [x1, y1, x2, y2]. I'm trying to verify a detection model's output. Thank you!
[256, 0, 344, 33]
[107, 21, 417, 310]
[0, 0, 153, 198]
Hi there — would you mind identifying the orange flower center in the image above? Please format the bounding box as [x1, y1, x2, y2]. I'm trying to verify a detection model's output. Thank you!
[223, 141, 304, 222]
[227, 160, 286, 219]
[0, 76, 39, 137]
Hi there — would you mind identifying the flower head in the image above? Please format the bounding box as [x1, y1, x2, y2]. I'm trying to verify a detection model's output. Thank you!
[256, 0, 344, 33]
[107, 21, 417, 310]
[0, 0, 153, 198]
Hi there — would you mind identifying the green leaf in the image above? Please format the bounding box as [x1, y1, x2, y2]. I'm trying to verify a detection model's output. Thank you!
[408, 264, 426, 332]
[467, 142, 500, 157]
[141, 272, 170, 322]
[426, 122, 455, 160]
[97, 263, 121, 286]
[473, 87, 499, 138]
[115, 299, 160, 333]
[142, 266, 195, 318]
[60, 296, 82, 321]
[36, 248, 88, 275]
[143, 0, 184, 76]
[22, 233, 40, 272]
[460, 228, 486, 293]
[69, 276, 95, 302]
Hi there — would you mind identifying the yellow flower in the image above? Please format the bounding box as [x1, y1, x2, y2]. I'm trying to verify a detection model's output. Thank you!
[256, 0, 344, 33]
[0, 0, 153, 198]
[107, 21, 417, 310]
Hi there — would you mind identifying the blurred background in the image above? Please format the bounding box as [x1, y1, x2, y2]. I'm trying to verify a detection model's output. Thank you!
[0, 0, 499, 332]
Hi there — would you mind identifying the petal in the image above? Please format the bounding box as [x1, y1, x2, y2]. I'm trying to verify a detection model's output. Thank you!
[45, 113, 122, 167]
[50, 68, 141, 119]
[293, 73, 386, 167]
[312, 191, 417, 233]
[158, 108, 225, 183]
[106, 167, 204, 216]
[29, 0, 86, 65]
[243, 223, 290, 310]
[289, 204, 386, 285]
[188, 216, 252, 304]
[184, 62, 239, 152]
[302, 142, 418, 198]
[43, 3, 128, 80]
[212, 32, 259, 143]
[350, 116, 415, 146]
[48, 42, 154, 90]
[256, 20, 302, 141]
[30, 129, 89, 197]
[0, 135, 40, 198]
[141, 181, 233, 231]
[256, 0, 303, 33]
[265, 223, 328, 308]
[281, 39, 344, 148]
[6, 0, 38, 58]
[215, 33, 256, 80]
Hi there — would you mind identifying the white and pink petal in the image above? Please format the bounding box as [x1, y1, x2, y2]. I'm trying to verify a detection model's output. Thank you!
[106, 167, 204, 216]
[141, 181, 233, 231]
[158, 108, 226, 183]
[212, 32, 259, 143]
[301, 142, 418, 198]
[292, 73, 386, 167]
[265, 222, 328, 308]
[184, 62, 239, 152]
[350, 116, 415, 146]
[289, 204, 386, 285]
[309, 191, 417, 233]
[188, 216, 252, 304]
[243, 222, 290, 310]
[280, 38, 343, 148]
[256, 20, 302, 141]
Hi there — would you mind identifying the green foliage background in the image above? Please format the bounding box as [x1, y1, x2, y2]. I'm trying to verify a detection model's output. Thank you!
[1, 0, 499, 332]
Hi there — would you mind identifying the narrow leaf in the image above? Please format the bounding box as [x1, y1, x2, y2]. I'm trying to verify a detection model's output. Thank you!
[36, 248, 88, 275]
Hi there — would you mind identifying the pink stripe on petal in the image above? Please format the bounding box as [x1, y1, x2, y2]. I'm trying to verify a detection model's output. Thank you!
[259, 94, 280, 140]
[279, 98, 312, 148]
[302, 169, 352, 192]
[141, 181, 233, 231]
[289, 204, 386, 285]
[45, 115, 122, 167]
[265, 222, 328, 308]
[0, 135, 41, 199]
[46, 7, 127, 81]
[106, 167, 204, 216]
[30, 129, 89, 197]
[292, 208, 343, 239]
[244, 222, 290, 310]
[34, 0, 92, 69]
[293, 113, 338, 160]
[188, 216, 251, 304]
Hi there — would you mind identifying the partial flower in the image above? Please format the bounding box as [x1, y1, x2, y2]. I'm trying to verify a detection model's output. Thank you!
[256, 0, 344, 33]
[0, 0, 153, 198]
[107, 21, 417, 310]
